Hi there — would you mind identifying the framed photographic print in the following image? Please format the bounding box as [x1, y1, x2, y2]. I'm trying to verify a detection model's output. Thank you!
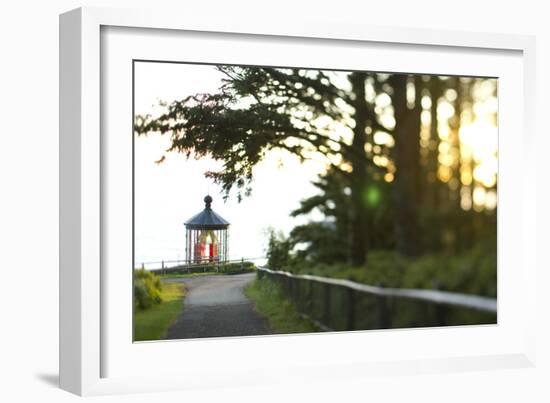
[60, 7, 537, 396]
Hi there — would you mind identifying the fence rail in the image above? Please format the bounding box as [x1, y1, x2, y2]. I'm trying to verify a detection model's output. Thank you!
[256, 266, 496, 331]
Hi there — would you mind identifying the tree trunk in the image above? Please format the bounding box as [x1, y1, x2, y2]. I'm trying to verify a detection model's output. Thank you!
[429, 76, 443, 251]
[348, 72, 369, 266]
[390, 74, 422, 257]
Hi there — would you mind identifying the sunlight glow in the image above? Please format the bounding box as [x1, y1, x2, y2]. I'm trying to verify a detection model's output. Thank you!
[430, 82, 498, 212]
[459, 119, 498, 189]
[373, 131, 395, 147]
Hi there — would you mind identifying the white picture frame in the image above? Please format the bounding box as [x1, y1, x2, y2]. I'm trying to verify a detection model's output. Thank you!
[59, 6, 537, 396]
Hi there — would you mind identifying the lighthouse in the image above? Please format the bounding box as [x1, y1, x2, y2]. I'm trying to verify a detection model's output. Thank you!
[184, 195, 230, 264]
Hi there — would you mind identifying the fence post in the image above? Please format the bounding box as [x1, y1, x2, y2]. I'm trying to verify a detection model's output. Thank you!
[323, 283, 331, 328]
[294, 278, 300, 309]
[346, 288, 355, 331]
[161, 260, 165, 275]
[376, 282, 388, 329]
[435, 303, 447, 326]
[287, 276, 293, 302]
[306, 280, 313, 316]
[141, 262, 145, 270]
[434, 281, 447, 326]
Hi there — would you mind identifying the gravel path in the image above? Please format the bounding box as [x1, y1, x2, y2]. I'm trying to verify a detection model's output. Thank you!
[163, 272, 273, 340]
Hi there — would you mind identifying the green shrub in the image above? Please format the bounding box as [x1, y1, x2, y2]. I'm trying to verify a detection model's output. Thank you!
[266, 229, 292, 270]
[134, 269, 163, 310]
[283, 244, 496, 297]
[403, 240, 496, 297]
[288, 251, 407, 286]
[158, 261, 256, 276]
[219, 261, 256, 274]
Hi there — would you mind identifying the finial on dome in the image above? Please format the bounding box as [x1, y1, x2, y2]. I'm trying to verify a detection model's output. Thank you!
[204, 195, 213, 209]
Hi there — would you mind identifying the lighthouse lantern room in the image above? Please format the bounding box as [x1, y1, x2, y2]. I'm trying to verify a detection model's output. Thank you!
[184, 195, 230, 264]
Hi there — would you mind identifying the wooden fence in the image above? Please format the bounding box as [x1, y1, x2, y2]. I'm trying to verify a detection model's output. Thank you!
[256, 266, 497, 331]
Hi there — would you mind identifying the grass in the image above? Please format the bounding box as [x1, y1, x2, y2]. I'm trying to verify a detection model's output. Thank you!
[244, 278, 320, 334]
[134, 282, 185, 341]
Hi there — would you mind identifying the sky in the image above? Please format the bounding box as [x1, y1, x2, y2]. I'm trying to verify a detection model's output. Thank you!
[133, 62, 326, 267]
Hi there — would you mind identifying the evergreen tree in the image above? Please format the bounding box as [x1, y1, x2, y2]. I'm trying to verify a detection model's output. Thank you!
[134, 66, 484, 265]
